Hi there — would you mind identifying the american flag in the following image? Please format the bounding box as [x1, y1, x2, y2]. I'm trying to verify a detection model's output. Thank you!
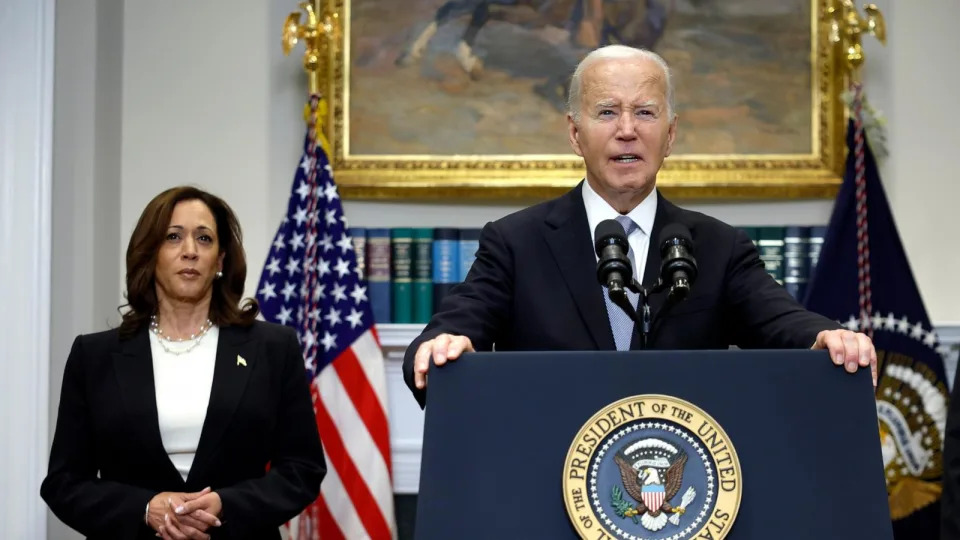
[256, 101, 395, 539]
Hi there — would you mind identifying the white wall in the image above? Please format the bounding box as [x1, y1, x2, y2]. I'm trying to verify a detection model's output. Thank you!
[880, 0, 960, 325]
[42, 0, 960, 532]
[49, 0, 124, 536]
[1, 0, 54, 537]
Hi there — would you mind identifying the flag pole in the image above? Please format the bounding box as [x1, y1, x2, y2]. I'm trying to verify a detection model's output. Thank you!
[824, 1, 888, 373]
[282, 0, 340, 152]
[825, 0, 887, 101]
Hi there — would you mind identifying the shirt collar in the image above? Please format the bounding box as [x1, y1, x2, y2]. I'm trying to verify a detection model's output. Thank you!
[582, 180, 658, 246]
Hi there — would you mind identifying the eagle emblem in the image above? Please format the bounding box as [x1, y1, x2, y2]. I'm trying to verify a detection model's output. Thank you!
[612, 438, 697, 531]
[563, 395, 740, 539]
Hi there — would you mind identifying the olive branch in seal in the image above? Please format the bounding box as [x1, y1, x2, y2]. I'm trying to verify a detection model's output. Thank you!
[611, 485, 639, 524]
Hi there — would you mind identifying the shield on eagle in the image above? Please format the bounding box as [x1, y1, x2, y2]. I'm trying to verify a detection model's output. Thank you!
[641, 484, 666, 511]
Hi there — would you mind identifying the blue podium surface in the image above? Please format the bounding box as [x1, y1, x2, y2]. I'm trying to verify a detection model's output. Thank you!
[415, 350, 892, 540]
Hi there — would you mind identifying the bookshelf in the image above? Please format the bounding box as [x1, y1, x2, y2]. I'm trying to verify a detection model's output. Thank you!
[356, 225, 823, 325]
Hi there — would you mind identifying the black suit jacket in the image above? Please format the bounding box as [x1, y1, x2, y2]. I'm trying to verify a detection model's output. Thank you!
[41, 321, 325, 539]
[403, 184, 840, 407]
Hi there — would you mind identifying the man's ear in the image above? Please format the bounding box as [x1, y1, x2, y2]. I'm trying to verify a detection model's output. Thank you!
[568, 113, 583, 157]
[664, 115, 678, 158]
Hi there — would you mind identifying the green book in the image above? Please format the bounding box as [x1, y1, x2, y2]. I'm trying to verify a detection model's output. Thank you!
[757, 226, 786, 285]
[391, 228, 414, 324]
[783, 226, 811, 301]
[412, 228, 434, 324]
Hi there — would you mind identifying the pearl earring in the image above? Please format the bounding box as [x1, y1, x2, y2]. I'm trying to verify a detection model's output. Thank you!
[216, 271, 223, 279]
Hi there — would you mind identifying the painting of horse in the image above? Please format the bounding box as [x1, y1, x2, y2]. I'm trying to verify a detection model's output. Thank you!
[346, 0, 812, 157]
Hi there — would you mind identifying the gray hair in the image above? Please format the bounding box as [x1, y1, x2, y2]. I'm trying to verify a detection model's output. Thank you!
[567, 45, 675, 124]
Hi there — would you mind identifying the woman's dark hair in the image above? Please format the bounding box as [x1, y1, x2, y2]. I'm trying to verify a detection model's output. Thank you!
[119, 186, 259, 338]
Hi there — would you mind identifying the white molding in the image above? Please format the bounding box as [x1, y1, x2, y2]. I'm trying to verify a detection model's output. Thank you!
[377, 323, 960, 494]
[0, 0, 54, 536]
[938, 323, 960, 387]
[381, 344, 424, 494]
[391, 439, 427, 495]
[378, 323, 426, 348]
[936, 323, 960, 344]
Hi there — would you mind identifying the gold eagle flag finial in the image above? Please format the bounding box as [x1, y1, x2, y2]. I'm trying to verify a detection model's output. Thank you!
[282, 1, 340, 97]
[826, 1, 887, 82]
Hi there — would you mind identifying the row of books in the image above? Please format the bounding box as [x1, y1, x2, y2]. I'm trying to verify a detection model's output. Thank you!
[348, 225, 827, 325]
[349, 227, 481, 325]
[748, 226, 827, 304]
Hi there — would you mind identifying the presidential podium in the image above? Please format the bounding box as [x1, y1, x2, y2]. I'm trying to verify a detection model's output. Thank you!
[414, 350, 893, 539]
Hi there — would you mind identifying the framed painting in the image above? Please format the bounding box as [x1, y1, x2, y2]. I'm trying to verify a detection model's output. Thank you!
[323, 0, 845, 200]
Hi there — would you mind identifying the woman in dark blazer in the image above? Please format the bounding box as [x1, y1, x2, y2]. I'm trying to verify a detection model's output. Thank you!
[41, 186, 326, 539]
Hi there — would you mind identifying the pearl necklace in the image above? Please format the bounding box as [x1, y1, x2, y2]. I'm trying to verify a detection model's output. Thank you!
[149, 315, 214, 356]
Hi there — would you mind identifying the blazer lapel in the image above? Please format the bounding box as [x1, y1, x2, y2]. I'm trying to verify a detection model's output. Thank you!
[188, 325, 253, 485]
[544, 184, 616, 350]
[112, 328, 185, 486]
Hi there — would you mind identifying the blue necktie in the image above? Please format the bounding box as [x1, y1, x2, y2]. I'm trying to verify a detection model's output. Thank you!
[603, 216, 640, 351]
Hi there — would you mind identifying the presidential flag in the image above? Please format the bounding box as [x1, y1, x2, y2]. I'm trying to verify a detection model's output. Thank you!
[256, 98, 395, 539]
[804, 88, 950, 539]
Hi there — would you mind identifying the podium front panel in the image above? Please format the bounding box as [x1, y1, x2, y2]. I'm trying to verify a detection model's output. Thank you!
[415, 350, 892, 540]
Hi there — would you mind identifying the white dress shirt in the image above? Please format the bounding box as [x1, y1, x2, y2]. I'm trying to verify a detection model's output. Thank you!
[582, 180, 658, 284]
[149, 327, 219, 481]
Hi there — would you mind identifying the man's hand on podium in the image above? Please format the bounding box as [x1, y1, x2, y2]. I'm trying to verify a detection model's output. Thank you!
[811, 329, 878, 387]
[413, 333, 475, 390]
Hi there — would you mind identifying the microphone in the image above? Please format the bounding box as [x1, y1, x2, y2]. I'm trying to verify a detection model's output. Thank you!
[594, 219, 633, 297]
[659, 223, 698, 300]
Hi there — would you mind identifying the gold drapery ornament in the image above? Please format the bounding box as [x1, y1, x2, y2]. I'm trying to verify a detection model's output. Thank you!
[826, 1, 886, 83]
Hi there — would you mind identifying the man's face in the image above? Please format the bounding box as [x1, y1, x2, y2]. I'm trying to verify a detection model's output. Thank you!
[567, 56, 677, 209]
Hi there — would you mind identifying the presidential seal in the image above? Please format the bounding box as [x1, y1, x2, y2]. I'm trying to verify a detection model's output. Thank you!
[563, 395, 741, 540]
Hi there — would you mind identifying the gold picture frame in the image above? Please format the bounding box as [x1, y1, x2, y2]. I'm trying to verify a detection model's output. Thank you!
[323, 0, 845, 200]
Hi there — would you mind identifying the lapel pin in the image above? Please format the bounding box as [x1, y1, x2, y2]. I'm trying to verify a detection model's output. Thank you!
[237, 355, 247, 367]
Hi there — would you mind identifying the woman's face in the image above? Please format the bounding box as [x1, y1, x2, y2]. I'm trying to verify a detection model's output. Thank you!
[154, 199, 224, 307]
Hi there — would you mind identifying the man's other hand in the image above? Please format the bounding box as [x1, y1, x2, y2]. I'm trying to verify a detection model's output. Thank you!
[812, 329, 878, 387]
[413, 334, 475, 390]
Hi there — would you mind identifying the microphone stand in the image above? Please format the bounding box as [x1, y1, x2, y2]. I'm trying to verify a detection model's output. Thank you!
[608, 279, 670, 350]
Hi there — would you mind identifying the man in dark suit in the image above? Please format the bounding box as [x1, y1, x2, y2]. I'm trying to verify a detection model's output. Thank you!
[402, 44, 876, 408]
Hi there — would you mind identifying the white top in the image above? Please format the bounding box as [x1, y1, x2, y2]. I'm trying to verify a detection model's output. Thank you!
[149, 326, 219, 482]
[582, 180, 658, 284]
